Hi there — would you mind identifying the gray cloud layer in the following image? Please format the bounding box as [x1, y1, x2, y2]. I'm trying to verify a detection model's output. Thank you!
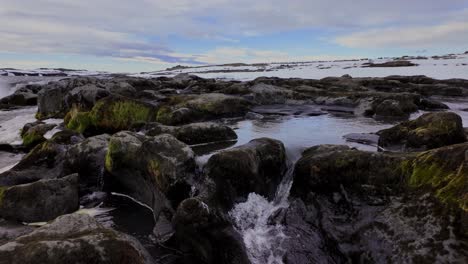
[1, 0, 467, 64]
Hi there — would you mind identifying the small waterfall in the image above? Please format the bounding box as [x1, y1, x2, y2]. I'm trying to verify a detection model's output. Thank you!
[229, 161, 295, 264]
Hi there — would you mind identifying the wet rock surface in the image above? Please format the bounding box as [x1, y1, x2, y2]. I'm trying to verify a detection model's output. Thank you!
[1, 74, 468, 264]
[378, 112, 466, 151]
[0, 213, 155, 264]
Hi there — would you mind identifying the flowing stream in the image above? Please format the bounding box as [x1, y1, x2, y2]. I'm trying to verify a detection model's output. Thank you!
[230, 162, 295, 264]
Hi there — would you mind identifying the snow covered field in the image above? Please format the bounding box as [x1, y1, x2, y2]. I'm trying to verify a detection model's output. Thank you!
[133, 53, 468, 81]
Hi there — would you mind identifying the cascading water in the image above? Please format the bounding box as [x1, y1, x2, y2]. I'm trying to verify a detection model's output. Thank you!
[229, 160, 295, 264]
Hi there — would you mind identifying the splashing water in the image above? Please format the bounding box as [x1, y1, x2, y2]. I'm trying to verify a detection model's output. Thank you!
[230, 164, 295, 264]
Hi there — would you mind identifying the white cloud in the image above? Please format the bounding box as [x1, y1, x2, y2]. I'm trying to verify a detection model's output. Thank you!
[1, 0, 468, 66]
[335, 21, 468, 49]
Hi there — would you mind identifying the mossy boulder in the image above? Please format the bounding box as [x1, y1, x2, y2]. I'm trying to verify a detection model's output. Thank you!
[105, 131, 195, 240]
[378, 112, 466, 151]
[403, 143, 468, 212]
[21, 122, 56, 149]
[0, 130, 83, 186]
[141, 122, 237, 145]
[0, 213, 155, 264]
[65, 96, 158, 134]
[0, 174, 79, 222]
[205, 138, 286, 209]
[291, 145, 411, 199]
[156, 93, 251, 125]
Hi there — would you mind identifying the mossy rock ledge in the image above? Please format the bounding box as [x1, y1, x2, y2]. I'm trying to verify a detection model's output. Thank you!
[64, 96, 158, 134]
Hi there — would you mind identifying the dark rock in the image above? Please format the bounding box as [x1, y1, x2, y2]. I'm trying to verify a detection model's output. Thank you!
[65, 96, 158, 134]
[63, 134, 110, 193]
[249, 83, 295, 104]
[289, 144, 467, 262]
[363, 60, 418, 67]
[374, 99, 407, 118]
[173, 198, 250, 264]
[343, 133, 379, 146]
[281, 199, 346, 263]
[104, 81, 137, 96]
[291, 145, 409, 198]
[253, 104, 326, 116]
[419, 98, 449, 110]
[0, 92, 37, 107]
[0, 174, 79, 222]
[0, 213, 155, 264]
[64, 84, 111, 111]
[205, 138, 286, 209]
[378, 112, 466, 151]
[21, 122, 56, 149]
[142, 122, 237, 145]
[105, 131, 195, 240]
[156, 93, 251, 125]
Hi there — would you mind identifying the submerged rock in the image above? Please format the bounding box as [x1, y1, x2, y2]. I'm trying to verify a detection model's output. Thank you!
[0, 213, 155, 264]
[205, 138, 286, 209]
[378, 112, 466, 151]
[0, 174, 79, 222]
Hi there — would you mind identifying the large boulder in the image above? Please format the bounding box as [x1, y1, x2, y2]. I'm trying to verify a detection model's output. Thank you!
[0, 174, 79, 222]
[288, 144, 467, 262]
[205, 138, 286, 209]
[141, 122, 237, 145]
[0, 92, 37, 107]
[105, 131, 195, 240]
[0, 213, 155, 264]
[37, 77, 102, 119]
[63, 134, 110, 193]
[64, 84, 111, 111]
[156, 93, 251, 125]
[291, 145, 409, 198]
[249, 83, 296, 104]
[65, 96, 158, 134]
[378, 112, 466, 151]
[0, 132, 79, 186]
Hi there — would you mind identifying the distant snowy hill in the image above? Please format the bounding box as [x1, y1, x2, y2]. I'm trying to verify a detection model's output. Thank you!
[132, 52, 468, 81]
[0, 68, 108, 77]
[2, 52, 468, 81]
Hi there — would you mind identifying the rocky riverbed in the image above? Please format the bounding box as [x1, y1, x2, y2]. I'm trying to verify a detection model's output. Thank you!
[0, 74, 467, 263]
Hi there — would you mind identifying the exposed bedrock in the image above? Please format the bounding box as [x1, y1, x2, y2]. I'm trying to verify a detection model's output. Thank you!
[289, 144, 467, 263]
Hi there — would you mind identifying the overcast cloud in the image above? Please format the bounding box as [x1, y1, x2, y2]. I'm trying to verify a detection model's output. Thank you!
[1, 0, 467, 71]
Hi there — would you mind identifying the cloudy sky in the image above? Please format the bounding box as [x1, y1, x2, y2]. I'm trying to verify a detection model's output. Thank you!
[1, 0, 468, 72]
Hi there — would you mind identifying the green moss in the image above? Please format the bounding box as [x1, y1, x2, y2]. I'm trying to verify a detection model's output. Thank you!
[65, 98, 156, 133]
[65, 107, 93, 134]
[0, 186, 8, 206]
[22, 131, 44, 148]
[407, 152, 467, 212]
[104, 139, 120, 172]
[156, 106, 173, 124]
[147, 160, 165, 190]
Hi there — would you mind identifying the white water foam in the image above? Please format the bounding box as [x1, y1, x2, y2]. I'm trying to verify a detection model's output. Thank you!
[229, 165, 294, 264]
[0, 107, 37, 145]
